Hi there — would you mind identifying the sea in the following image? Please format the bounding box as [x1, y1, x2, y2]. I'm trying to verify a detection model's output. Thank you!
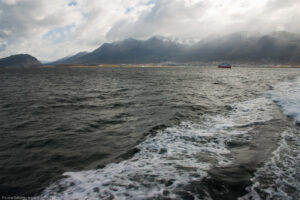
[0, 65, 300, 200]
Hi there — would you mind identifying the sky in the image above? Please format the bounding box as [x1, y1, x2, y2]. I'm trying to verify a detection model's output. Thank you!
[0, 0, 300, 61]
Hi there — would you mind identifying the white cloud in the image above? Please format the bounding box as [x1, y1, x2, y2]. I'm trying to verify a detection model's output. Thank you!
[0, 0, 300, 61]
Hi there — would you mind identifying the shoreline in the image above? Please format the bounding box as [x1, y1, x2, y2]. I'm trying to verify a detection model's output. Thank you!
[44, 63, 300, 68]
[1, 63, 300, 69]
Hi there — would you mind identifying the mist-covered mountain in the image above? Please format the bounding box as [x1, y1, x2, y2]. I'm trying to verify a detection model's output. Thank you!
[183, 31, 300, 63]
[0, 54, 41, 67]
[54, 31, 300, 64]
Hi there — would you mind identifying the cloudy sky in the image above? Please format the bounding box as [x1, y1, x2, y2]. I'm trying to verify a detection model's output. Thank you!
[0, 0, 300, 61]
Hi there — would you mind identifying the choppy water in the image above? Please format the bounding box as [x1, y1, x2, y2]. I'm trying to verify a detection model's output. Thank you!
[0, 66, 300, 199]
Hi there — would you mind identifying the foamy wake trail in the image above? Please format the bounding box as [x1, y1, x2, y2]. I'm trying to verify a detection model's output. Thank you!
[240, 130, 300, 200]
[265, 77, 300, 123]
[240, 77, 300, 200]
[41, 97, 275, 200]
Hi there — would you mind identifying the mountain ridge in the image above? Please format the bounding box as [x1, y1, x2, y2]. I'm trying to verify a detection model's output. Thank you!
[52, 31, 300, 64]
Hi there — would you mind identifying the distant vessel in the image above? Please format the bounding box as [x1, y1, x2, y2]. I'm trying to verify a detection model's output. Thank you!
[218, 63, 231, 68]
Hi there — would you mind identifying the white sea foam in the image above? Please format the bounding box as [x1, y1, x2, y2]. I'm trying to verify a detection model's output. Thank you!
[41, 97, 276, 200]
[240, 77, 300, 200]
[265, 77, 300, 123]
[240, 129, 300, 200]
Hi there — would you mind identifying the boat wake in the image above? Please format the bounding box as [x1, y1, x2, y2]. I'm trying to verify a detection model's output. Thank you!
[265, 77, 300, 124]
[41, 96, 276, 200]
[240, 77, 300, 200]
[240, 129, 300, 200]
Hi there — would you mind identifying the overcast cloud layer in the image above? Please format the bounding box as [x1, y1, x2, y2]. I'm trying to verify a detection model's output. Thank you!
[0, 0, 300, 61]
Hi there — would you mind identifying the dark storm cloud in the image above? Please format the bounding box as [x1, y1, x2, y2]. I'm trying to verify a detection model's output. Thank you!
[0, 0, 300, 60]
[106, 0, 210, 40]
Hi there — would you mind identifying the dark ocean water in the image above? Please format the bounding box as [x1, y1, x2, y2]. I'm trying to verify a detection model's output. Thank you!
[0, 66, 300, 200]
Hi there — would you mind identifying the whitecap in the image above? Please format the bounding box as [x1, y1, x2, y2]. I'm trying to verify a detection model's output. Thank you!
[240, 129, 300, 200]
[265, 77, 300, 123]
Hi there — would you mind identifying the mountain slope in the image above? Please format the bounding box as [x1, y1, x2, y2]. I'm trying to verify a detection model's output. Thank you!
[0, 54, 41, 67]
[52, 52, 89, 64]
[62, 36, 185, 64]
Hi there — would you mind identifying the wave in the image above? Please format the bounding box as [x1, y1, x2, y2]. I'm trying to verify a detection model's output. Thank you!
[240, 129, 300, 200]
[41, 96, 276, 200]
[265, 77, 300, 123]
[239, 77, 300, 200]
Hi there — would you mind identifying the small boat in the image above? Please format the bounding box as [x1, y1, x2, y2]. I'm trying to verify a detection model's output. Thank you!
[218, 63, 231, 68]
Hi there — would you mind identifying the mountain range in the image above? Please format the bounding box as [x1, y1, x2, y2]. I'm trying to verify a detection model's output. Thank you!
[53, 31, 300, 64]
[1, 31, 299, 67]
